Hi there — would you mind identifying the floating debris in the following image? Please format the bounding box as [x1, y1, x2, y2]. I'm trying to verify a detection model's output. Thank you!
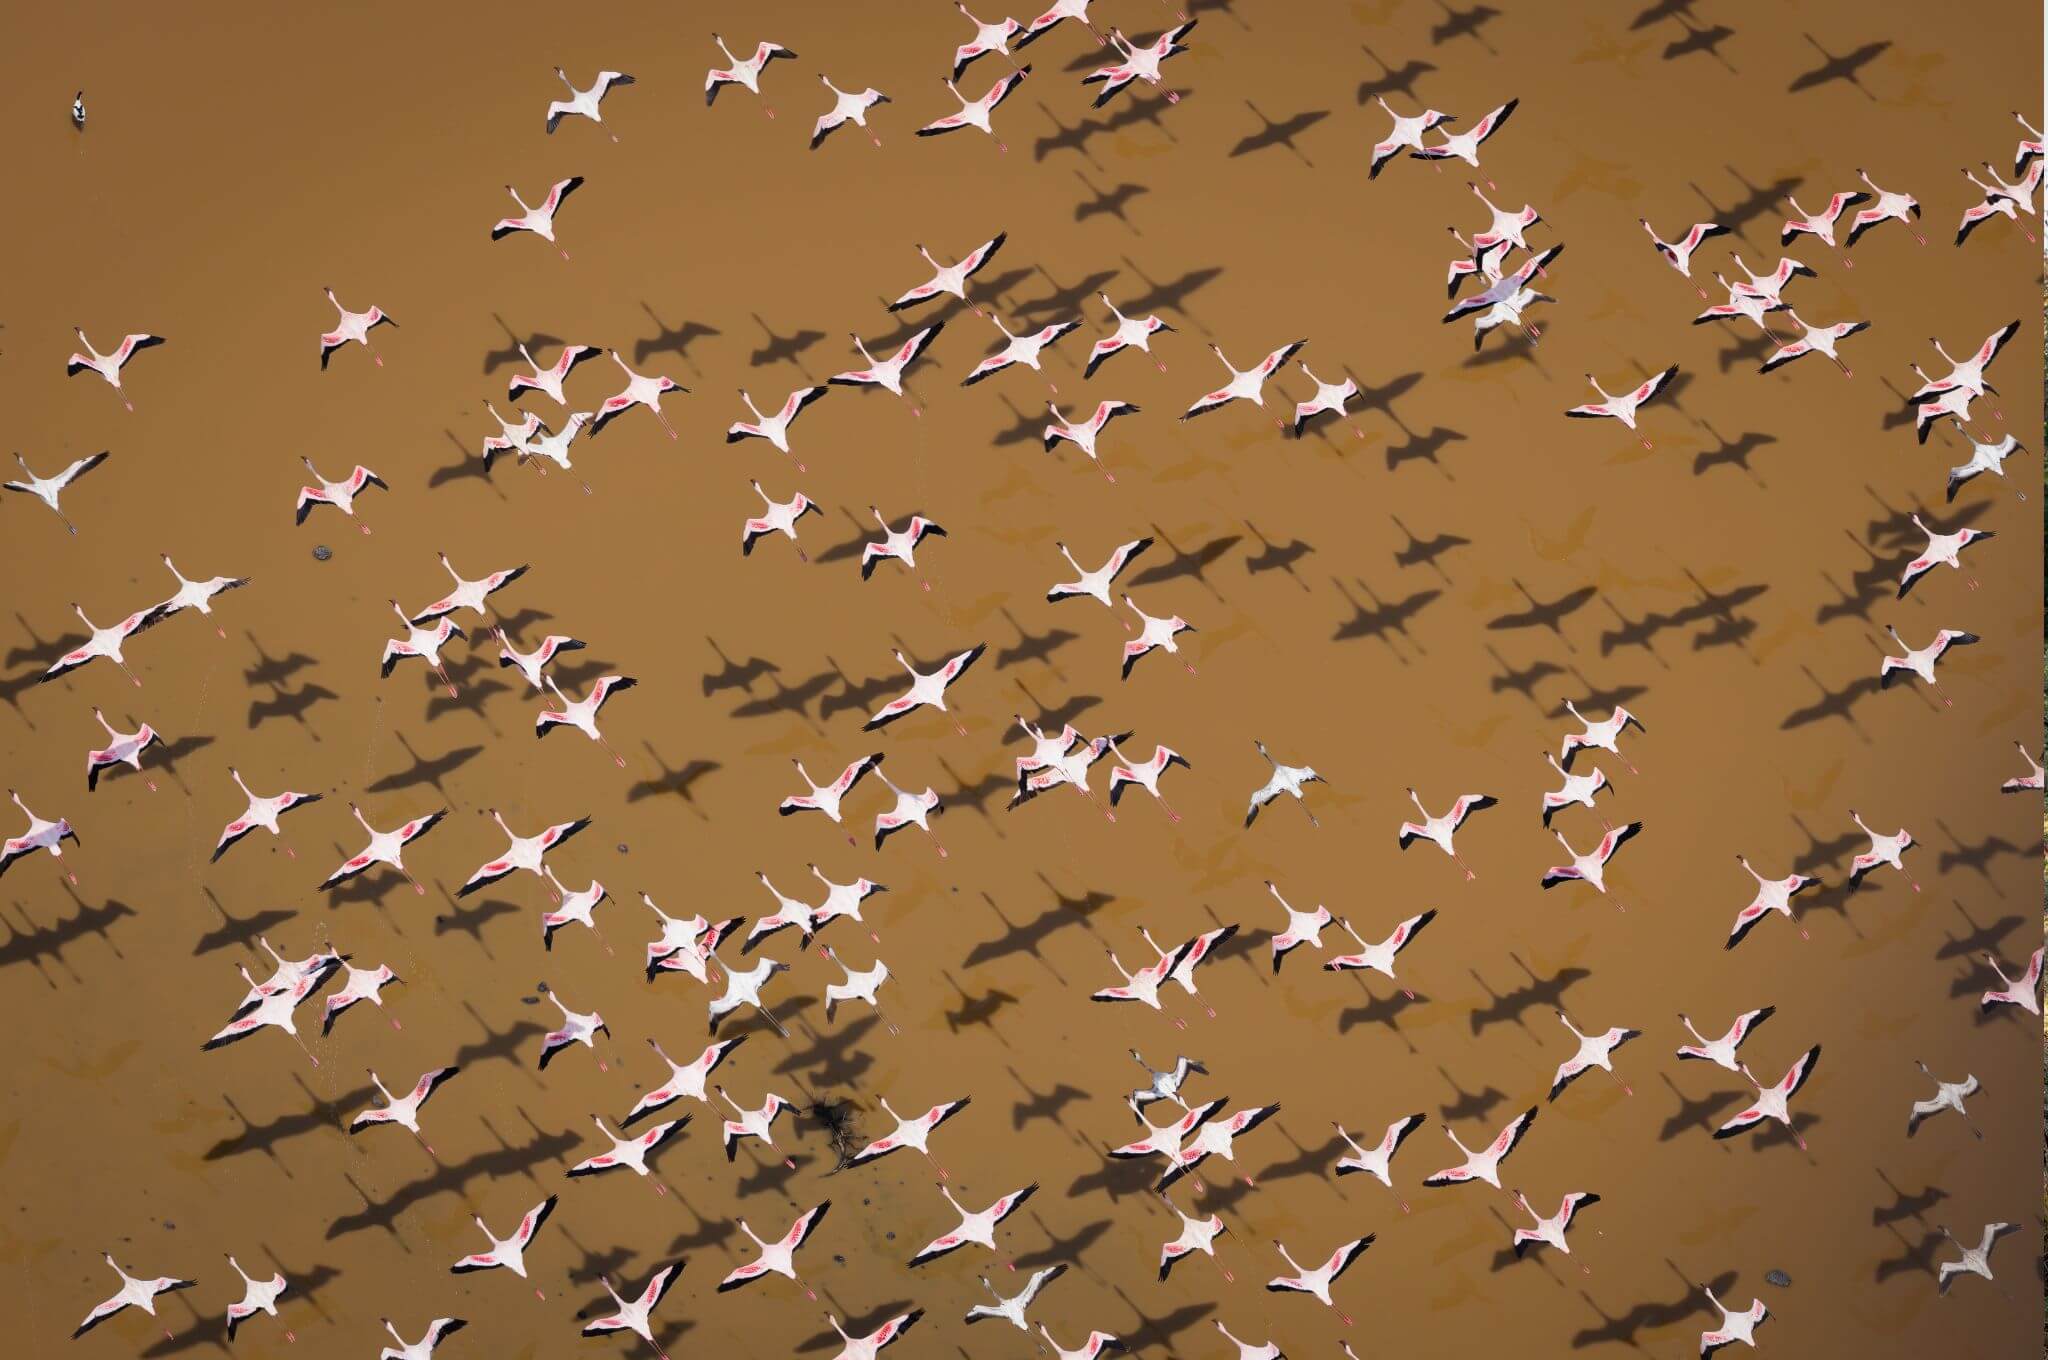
[1764, 1269, 1792, 1288]
[616, 842, 629, 855]
[311, 544, 332, 561]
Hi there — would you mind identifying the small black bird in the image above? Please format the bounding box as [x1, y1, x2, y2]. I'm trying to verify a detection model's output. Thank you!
[71, 90, 85, 130]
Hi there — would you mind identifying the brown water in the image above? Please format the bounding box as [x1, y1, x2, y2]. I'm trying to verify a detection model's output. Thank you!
[2, 2, 2041, 1357]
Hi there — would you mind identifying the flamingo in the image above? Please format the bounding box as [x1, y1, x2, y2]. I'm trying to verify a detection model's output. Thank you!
[1180, 339, 1308, 421]
[1565, 367, 1678, 448]
[315, 802, 444, 897]
[0, 790, 76, 884]
[223, 1256, 288, 1341]
[716, 1085, 798, 1160]
[72, 1255, 195, 1338]
[1084, 22, 1196, 106]
[378, 1317, 467, 1360]
[909, 1183, 1037, 1265]
[1086, 293, 1176, 376]
[581, 1262, 682, 1357]
[153, 554, 249, 638]
[705, 34, 797, 117]
[84, 708, 164, 793]
[509, 342, 600, 406]
[889, 234, 1007, 313]
[849, 1096, 971, 1177]
[318, 288, 396, 369]
[1397, 789, 1496, 879]
[1263, 879, 1331, 972]
[1540, 753, 1609, 828]
[1782, 190, 1867, 249]
[1212, 1321, 1283, 1360]
[536, 675, 637, 767]
[1694, 1285, 1770, 1354]
[457, 807, 592, 898]
[728, 387, 828, 465]
[321, 962, 402, 1034]
[379, 601, 464, 698]
[545, 67, 634, 138]
[349, 1066, 460, 1147]
[410, 554, 527, 623]
[1712, 1045, 1821, 1151]
[494, 629, 584, 691]
[1511, 1191, 1600, 1265]
[812, 76, 891, 149]
[1245, 739, 1325, 828]
[1158, 1199, 1229, 1281]
[1048, 536, 1152, 606]
[625, 1035, 745, 1123]
[1727, 254, 1816, 307]
[745, 871, 817, 954]
[707, 954, 792, 1036]
[1979, 947, 2042, 1015]
[213, 768, 321, 862]
[1423, 1107, 1537, 1190]
[1846, 168, 1924, 246]
[65, 329, 165, 409]
[917, 66, 1032, 151]
[1956, 164, 2040, 245]
[1846, 809, 1917, 891]
[1907, 1061, 1981, 1139]
[1094, 944, 1192, 1010]
[822, 946, 893, 1030]
[590, 350, 685, 439]
[1412, 98, 1518, 184]
[1018, 0, 1104, 46]
[1368, 97, 1455, 179]
[4, 449, 108, 533]
[294, 458, 386, 532]
[963, 1264, 1065, 1329]
[1945, 433, 2026, 501]
[1676, 1006, 1774, 1071]
[1936, 1223, 2020, 1296]
[490, 177, 584, 258]
[827, 1308, 923, 1360]
[963, 314, 1080, 387]
[2014, 111, 2043, 173]
[1759, 311, 1867, 377]
[1549, 1011, 1640, 1099]
[829, 324, 946, 412]
[451, 1197, 558, 1294]
[1540, 822, 1643, 901]
[539, 866, 609, 949]
[1324, 909, 1435, 998]
[537, 991, 610, 1069]
[1444, 244, 1560, 340]
[873, 766, 946, 855]
[951, 4, 1022, 80]
[480, 402, 546, 471]
[1289, 362, 1363, 439]
[1106, 741, 1190, 821]
[1726, 855, 1821, 947]
[1043, 398, 1139, 480]
[860, 508, 950, 586]
[1333, 1113, 1424, 1212]
[717, 1202, 831, 1299]
[743, 481, 822, 559]
[1878, 624, 1978, 704]
[1641, 217, 1728, 288]
[1120, 594, 1196, 677]
[39, 599, 168, 688]
[2000, 740, 2044, 793]
[1170, 1102, 1281, 1190]
[779, 752, 885, 828]
[1266, 1233, 1374, 1326]
[1560, 701, 1645, 773]
[568, 1115, 686, 1180]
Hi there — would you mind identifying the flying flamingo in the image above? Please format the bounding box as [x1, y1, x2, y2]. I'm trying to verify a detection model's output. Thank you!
[71, 1255, 195, 1339]
[1084, 22, 1196, 106]
[319, 803, 446, 896]
[294, 458, 386, 532]
[591, 351, 686, 439]
[626, 1035, 746, 1123]
[318, 288, 396, 369]
[1675, 1007, 1774, 1072]
[1907, 1061, 1982, 1139]
[1263, 880, 1331, 972]
[509, 342, 601, 406]
[1246, 740, 1326, 827]
[213, 768, 321, 862]
[1878, 624, 1978, 705]
[964, 1264, 1066, 1329]
[963, 313, 1080, 388]
[494, 629, 584, 691]
[887, 233, 1007, 313]
[812, 76, 891, 149]
[718, 1202, 831, 1299]
[1333, 1113, 1425, 1212]
[1540, 822, 1644, 905]
[222, 1256, 289, 1342]
[1640, 217, 1729, 296]
[66, 328, 165, 410]
[349, 1065, 460, 1155]
[1846, 809, 1917, 891]
[536, 675, 638, 767]
[728, 387, 828, 468]
[1043, 398, 1140, 481]
[458, 808, 591, 898]
[546, 67, 635, 139]
[378, 1317, 467, 1360]
[1548, 1011, 1640, 1099]
[1265, 1232, 1374, 1327]
[705, 34, 798, 118]
[40, 599, 168, 687]
[84, 708, 164, 792]
[567, 1115, 687, 1182]
[1397, 789, 1496, 879]
[1324, 909, 1435, 999]
[779, 752, 885, 840]
[848, 1096, 971, 1178]
[917, 66, 1032, 152]
[1106, 740, 1190, 821]
[1560, 701, 1645, 773]
[379, 601, 463, 699]
[873, 765, 946, 856]
[451, 1196, 559, 1299]
[1120, 594, 1196, 677]
[1713, 1045, 1820, 1152]
[1423, 1107, 1537, 1192]
[1180, 339, 1308, 422]
[581, 1262, 681, 1359]
[1086, 293, 1175, 376]
[3, 449, 108, 534]
[490, 177, 584, 258]
[1511, 1191, 1600, 1271]
[829, 324, 946, 414]
[742, 481, 822, 559]
[321, 961, 402, 1034]
[1412, 98, 1518, 186]
[1846, 168, 1924, 246]
[860, 508, 950, 587]
[1564, 366, 1678, 449]
[1, 790, 80, 883]
[1979, 947, 2042, 1015]
[909, 1184, 1037, 1266]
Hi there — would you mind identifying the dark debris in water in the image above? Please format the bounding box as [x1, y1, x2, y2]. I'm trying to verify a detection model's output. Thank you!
[1764, 1269, 1792, 1288]
[312, 544, 332, 561]
[808, 1099, 862, 1172]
